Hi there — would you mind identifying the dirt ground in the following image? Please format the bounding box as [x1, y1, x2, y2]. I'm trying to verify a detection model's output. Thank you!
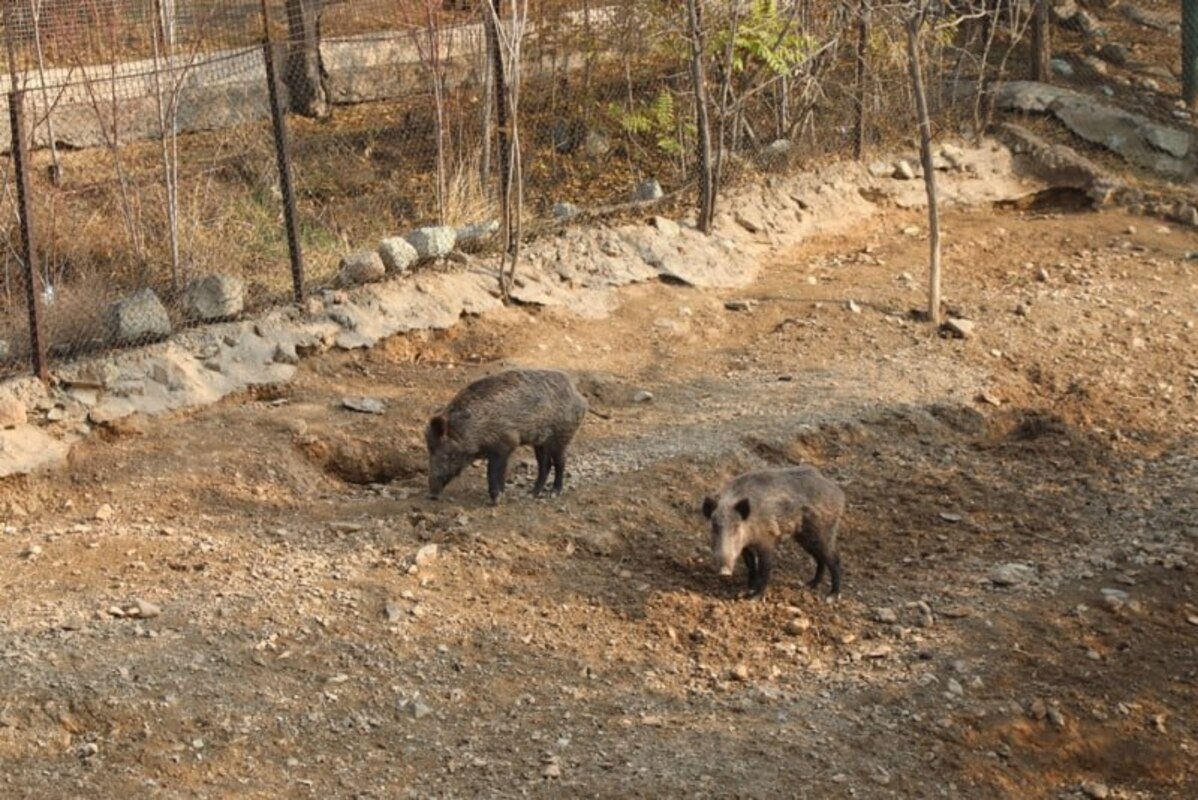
[1, 202, 1196, 799]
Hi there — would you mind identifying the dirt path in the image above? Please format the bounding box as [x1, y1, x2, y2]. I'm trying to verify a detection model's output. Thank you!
[1, 204, 1196, 799]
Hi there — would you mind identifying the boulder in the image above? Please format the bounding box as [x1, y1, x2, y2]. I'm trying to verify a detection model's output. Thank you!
[107, 289, 172, 344]
[405, 226, 456, 259]
[183, 274, 244, 320]
[378, 237, 419, 273]
[338, 250, 386, 285]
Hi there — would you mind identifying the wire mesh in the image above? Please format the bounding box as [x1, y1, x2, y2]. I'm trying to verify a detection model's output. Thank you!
[0, 0, 1193, 380]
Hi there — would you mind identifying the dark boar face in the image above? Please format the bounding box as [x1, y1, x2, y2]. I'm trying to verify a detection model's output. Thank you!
[426, 414, 467, 498]
[702, 495, 752, 577]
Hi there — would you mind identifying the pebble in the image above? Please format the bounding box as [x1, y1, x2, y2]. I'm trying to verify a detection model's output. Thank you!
[1150, 713, 1167, 733]
[341, 396, 386, 415]
[411, 701, 432, 720]
[730, 663, 750, 682]
[632, 390, 654, 404]
[384, 601, 404, 623]
[78, 742, 99, 759]
[414, 543, 439, 567]
[1028, 698, 1048, 720]
[1081, 782, 1110, 800]
[873, 607, 898, 624]
[846, 299, 862, 314]
[785, 616, 811, 635]
[946, 678, 964, 697]
[128, 599, 161, 619]
[1186, 615, 1198, 626]
[942, 318, 975, 339]
[94, 504, 115, 521]
[724, 299, 755, 312]
[21, 544, 42, 559]
[1048, 706, 1066, 729]
[989, 563, 1035, 587]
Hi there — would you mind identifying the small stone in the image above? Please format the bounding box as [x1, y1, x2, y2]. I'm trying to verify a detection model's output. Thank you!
[542, 762, 561, 779]
[384, 601, 404, 623]
[553, 201, 581, 221]
[341, 396, 385, 415]
[46, 406, 67, 422]
[1048, 706, 1066, 729]
[1186, 614, 1198, 626]
[989, 563, 1035, 587]
[106, 605, 127, 618]
[946, 678, 964, 697]
[1098, 42, 1130, 66]
[1051, 58, 1074, 78]
[128, 599, 161, 619]
[337, 250, 386, 286]
[730, 663, 750, 682]
[893, 160, 916, 180]
[785, 616, 811, 635]
[405, 226, 456, 259]
[632, 390, 654, 404]
[378, 237, 419, 272]
[414, 543, 439, 567]
[633, 179, 664, 202]
[734, 210, 766, 234]
[1034, 266, 1050, 282]
[942, 318, 975, 339]
[724, 299, 755, 312]
[21, 544, 42, 559]
[939, 512, 963, 522]
[902, 225, 921, 237]
[868, 160, 893, 178]
[78, 742, 98, 759]
[976, 391, 1002, 407]
[1150, 713, 1167, 733]
[94, 504, 115, 521]
[873, 607, 898, 624]
[1081, 781, 1110, 800]
[1028, 698, 1048, 720]
[846, 299, 862, 314]
[411, 700, 432, 720]
[652, 216, 681, 237]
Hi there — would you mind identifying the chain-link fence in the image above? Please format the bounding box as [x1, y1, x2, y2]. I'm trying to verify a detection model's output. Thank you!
[0, 0, 1193, 379]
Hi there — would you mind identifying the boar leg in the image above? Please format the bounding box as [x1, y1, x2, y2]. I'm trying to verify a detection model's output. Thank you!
[827, 551, 842, 596]
[746, 546, 772, 598]
[548, 443, 568, 495]
[531, 445, 551, 497]
[486, 448, 513, 504]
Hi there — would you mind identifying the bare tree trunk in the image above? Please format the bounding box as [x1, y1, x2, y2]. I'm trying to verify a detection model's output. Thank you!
[685, 0, 714, 234]
[853, 0, 869, 161]
[1030, 0, 1050, 82]
[906, 12, 941, 326]
[284, 0, 329, 118]
[151, 0, 181, 289]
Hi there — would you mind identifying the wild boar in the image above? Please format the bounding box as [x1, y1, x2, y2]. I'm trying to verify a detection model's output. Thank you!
[426, 369, 587, 504]
[702, 466, 845, 598]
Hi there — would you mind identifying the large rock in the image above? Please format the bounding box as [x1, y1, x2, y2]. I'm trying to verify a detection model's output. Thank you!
[455, 220, 499, 252]
[405, 226, 456, 259]
[107, 289, 172, 344]
[0, 426, 71, 477]
[0, 391, 25, 428]
[183, 274, 244, 320]
[993, 81, 1197, 179]
[338, 250, 386, 285]
[757, 139, 793, 171]
[378, 237, 419, 273]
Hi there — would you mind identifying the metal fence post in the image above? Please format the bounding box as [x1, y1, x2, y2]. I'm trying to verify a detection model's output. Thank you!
[1184, 0, 1198, 109]
[8, 90, 49, 383]
[260, 2, 305, 304]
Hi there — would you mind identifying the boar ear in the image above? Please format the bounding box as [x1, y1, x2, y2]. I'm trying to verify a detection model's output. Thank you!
[701, 496, 717, 519]
[428, 414, 449, 439]
[733, 498, 751, 520]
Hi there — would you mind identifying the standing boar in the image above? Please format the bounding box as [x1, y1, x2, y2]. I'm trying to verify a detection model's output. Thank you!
[425, 368, 587, 504]
[701, 466, 845, 598]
